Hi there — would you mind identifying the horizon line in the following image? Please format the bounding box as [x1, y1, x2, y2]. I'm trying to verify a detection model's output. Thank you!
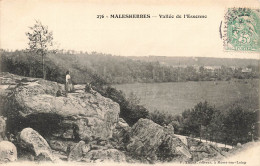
[1, 48, 259, 60]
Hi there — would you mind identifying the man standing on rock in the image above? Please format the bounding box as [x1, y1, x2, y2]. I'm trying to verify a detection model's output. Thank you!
[65, 71, 73, 96]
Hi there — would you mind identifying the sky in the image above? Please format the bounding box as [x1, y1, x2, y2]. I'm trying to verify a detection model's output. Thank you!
[0, 0, 259, 59]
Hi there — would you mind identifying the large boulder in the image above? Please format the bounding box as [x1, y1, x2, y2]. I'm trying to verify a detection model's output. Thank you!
[19, 128, 56, 161]
[126, 119, 165, 158]
[126, 119, 191, 162]
[0, 73, 120, 141]
[158, 134, 192, 161]
[0, 141, 17, 162]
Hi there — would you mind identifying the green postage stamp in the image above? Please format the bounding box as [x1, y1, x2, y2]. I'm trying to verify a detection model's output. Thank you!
[223, 8, 260, 52]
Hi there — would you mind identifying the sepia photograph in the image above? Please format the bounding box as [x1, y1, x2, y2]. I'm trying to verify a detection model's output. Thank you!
[0, 0, 259, 165]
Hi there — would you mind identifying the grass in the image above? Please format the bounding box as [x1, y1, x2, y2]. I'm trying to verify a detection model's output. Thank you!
[113, 79, 259, 115]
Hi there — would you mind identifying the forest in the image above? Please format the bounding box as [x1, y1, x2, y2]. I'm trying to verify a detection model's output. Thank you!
[1, 49, 259, 85]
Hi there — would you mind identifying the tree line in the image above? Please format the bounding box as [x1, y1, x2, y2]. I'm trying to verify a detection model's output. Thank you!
[1, 49, 259, 85]
[149, 101, 259, 147]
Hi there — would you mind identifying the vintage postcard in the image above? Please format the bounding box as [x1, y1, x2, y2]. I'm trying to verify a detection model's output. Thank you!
[0, 0, 259, 166]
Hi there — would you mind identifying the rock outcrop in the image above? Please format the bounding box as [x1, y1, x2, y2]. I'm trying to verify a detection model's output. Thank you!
[0, 72, 120, 141]
[126, 118, 191, 162]
[0, 72, 124, 162]
[0, 72, 227, 163]
[0, 141, 17, 162]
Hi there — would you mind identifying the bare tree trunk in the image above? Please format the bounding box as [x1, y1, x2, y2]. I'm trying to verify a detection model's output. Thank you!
[42, 53, 46, 79]
[29, 65, 33, 77]
[200, 124, 202, 142]
[205, 126, 208, 143]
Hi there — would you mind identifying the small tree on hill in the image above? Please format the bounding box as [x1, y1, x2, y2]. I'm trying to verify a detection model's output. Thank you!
[26, 20, 53, 79]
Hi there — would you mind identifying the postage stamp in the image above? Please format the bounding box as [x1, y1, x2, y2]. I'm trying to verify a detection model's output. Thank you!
[223, 8, 260, 52]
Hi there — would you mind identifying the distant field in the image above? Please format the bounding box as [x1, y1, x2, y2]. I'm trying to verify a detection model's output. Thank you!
[113, 79, 259, 115]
